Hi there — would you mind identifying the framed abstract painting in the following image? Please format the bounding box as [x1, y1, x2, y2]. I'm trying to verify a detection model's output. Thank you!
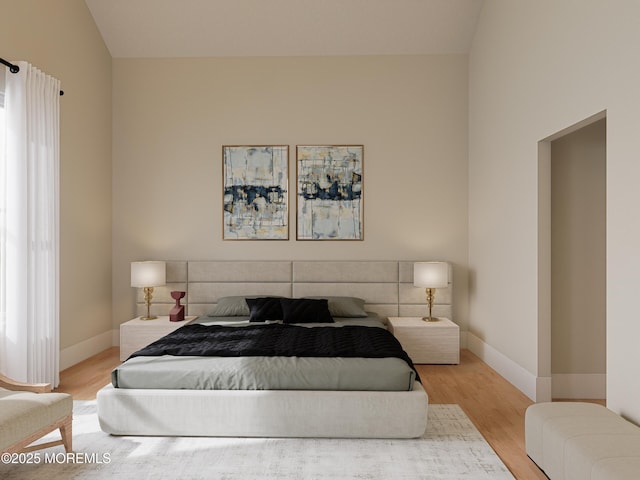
[223, 145, 289, 240]
[296, 145, 364, 240]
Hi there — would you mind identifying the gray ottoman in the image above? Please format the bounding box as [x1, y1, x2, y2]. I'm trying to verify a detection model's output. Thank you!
[525, 402, 640, 480]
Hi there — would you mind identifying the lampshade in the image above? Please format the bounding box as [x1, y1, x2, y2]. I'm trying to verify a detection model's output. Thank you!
[131, 261, 166, 287]
[413, 262, 448, 288]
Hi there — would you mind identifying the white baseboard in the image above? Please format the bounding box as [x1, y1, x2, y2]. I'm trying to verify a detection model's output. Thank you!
[465, 332, 605, 401]
[459, 330, 468, 350]
[59, 330, 115, 371]
[552, 373, 606, 399]
[537, 376, 552, 403]
[467, 332, 538, 401]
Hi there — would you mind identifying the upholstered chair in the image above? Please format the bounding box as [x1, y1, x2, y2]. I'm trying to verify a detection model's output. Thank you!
[0, 374, 72, 453]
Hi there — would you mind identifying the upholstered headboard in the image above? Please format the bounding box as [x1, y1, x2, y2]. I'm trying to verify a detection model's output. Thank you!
[136, 261, 452, 321]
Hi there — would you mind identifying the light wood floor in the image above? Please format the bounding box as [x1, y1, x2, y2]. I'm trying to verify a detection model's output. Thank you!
[417, 351, 548, 479]
[56, 347, 601, 479]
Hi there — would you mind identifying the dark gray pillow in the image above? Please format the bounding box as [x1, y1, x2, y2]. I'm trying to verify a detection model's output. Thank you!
[246, 297, 284, 322]
[280, 298, 334, 324]
[303, 296, 367, 317]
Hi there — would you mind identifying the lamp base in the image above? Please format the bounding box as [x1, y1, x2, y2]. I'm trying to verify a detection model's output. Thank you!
[421, 316, 440, 322]
[422, 288, 439, 322]
[141, 287, 157, 321]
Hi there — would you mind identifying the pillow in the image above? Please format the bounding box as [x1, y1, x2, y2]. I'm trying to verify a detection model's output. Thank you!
[302, 296, 367, 317]
[208, 296, 283, 317]
[208, 296, 252, 317]
[280, 298, 334, 324]
[246, 297, 284, 322]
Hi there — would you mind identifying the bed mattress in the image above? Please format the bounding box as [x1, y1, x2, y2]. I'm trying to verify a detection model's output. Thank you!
[112, 355, 415, 390]
[112, 316, 417, 391]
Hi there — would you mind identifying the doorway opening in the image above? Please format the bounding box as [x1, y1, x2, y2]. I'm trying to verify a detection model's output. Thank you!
[538, 111, 607, 404]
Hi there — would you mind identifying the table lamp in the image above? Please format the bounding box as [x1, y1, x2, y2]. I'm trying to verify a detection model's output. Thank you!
[413, 261, 448, 322]
[131, 261, 166, 320]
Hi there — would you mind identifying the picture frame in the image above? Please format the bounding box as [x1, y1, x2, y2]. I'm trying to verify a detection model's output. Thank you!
[222, 145, 289, 240]
[296, 145, 364, 240]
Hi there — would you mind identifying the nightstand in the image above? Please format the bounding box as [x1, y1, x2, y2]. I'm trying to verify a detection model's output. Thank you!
[387, 317, 459, 364]
[119, 315, 198, 361]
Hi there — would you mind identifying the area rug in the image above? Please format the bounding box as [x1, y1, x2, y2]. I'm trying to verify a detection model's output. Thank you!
[1, 402, 514, 479]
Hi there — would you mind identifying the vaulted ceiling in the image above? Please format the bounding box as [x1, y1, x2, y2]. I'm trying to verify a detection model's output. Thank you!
[85, 0, 484, 58]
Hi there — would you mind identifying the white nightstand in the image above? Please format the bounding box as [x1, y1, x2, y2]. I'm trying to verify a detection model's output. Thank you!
[119, 315, 198, 361]
[387, 317, 459, 364]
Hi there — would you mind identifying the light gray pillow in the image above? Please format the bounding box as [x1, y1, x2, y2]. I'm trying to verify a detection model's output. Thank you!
[207, 296, 251, 317]
[208, 296, 285, 317]
[303, 296, 367, 318]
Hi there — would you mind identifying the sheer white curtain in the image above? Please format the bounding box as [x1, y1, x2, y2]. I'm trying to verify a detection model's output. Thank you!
[0, 62, 60, 386]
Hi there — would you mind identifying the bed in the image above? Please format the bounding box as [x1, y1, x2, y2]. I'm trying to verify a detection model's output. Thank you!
[97, 260, 453, 438]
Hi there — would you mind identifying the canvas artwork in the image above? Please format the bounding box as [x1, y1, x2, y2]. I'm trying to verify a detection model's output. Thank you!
[223, 145, 289, 240]
[296, 145, 363, 240]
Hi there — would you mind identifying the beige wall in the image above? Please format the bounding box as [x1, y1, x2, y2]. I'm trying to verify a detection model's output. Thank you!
[551, 119, 606, 376]
[469, 0, 640, 421]
[0, 0, 112, 351]
[112, 55, 469, 329]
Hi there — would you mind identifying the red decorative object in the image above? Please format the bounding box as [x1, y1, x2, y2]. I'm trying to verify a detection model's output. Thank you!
[170, 291, 186, 322]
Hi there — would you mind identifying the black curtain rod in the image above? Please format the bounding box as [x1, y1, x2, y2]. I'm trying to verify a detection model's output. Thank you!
[0, 57, 19, 73]
[1, 57, 64, 96]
